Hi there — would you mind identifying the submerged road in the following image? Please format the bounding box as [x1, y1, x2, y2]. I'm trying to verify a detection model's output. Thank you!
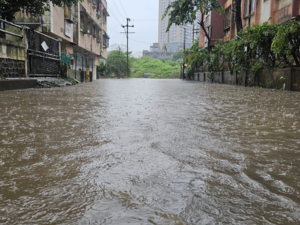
[1, 79, 300, 224]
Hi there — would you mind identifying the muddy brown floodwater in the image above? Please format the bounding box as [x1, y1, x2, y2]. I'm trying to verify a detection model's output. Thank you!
[1, 79, 300, 224]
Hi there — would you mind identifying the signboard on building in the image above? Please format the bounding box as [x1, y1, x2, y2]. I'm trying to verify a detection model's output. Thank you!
[65, 21, 71, 38]
[41, 41, 49, 52]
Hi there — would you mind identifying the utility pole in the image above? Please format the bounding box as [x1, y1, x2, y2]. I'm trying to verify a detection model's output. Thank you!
[183, 27, 186, 80]
[192, 23, 200, 42]
[121, 18, 134, 78]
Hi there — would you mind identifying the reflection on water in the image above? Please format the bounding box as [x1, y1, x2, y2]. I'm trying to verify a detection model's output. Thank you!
[1, 79, 300, 224]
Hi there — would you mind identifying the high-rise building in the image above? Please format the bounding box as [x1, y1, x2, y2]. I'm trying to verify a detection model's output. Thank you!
[158, 0, 200, 52]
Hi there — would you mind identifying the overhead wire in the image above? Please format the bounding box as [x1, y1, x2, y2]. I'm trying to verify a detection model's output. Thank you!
[107, 0, 130, 46]
[133, 20, 158, 23]
[133, 20, 158, 21]
[121, 27, 127, 45]
[107, 8, 159, 48]
[108, 24, 120, 30]
[107, 8, 122, 24]
[111, 0, 126, 22]
[119, 0, 128, 18]
[132, 19, 158, 20]
[129, 38, 153, 45]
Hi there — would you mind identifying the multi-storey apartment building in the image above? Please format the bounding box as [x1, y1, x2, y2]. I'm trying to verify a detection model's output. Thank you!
[199, 0, 300, 48]
[14, 0, 109, 82]
[158, 0, 200, 52]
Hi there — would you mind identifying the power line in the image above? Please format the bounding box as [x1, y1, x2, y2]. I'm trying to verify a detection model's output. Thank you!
[134, 20, 158, 22]
[121, 27, 127, 44]
[121, 34, 126, 45]
[133, 18, 158, 20]
[107, 8, 122, 24]
[133, 20, 158, 21]
[107, 24, 120, 30]
[133, 21, 157, 23]
[129, 38, 152, 45]
[119, 0, 128, 18]
[111, 0, 125, 22]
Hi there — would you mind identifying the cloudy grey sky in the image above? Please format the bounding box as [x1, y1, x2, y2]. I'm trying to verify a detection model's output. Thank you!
[107, 0, 160, 54]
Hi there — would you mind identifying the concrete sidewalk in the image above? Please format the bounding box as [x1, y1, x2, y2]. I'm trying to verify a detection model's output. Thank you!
[0, 77, 80, 91]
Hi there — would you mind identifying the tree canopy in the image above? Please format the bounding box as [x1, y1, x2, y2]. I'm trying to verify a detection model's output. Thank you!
[171, 49, 184, 62]
[162, 0, 222, 32]
[106, 50, 128, 77]
[131, 57, 180, 79]
[272, 20, 300, 66]
[162, 0, 243, 41]
[183, 20, 300, 84]
[0, 0, 81, 21]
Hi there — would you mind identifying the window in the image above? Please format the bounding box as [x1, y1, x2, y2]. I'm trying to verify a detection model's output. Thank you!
[92, 25, 96, 37]
[87, 20, 91, 34]
[80, 14, 84, 31]
[65, 5, 77, 23]
[251, 0, 256, 12]
[96, 1, 102, 18]
[224, 7, 231, 29]
[244, 0, 256, 17]
[80, 13, 88, 33]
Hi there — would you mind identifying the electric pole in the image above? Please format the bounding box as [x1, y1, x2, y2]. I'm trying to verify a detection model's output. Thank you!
[183, 27, 186, 80]
[192, 23, 199, 42]
[121, 18, 134, 78]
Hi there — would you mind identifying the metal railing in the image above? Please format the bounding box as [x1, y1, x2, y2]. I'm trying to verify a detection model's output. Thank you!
[0, 18, 24, 39]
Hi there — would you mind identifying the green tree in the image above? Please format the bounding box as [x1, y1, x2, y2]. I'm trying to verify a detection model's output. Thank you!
[131, 57, 180, 79]
[162, 0, 219, 50]
[0, 0, 81, 21]
[97, 61, 106, 76]
[272, 20, 300, 67]
[171, 49, 184, 62]
[162, 0, 243, 47]
[106, 50, 128, 77]
[162, 0, 222, 31]
[239, 21, 284, 73]
[162, 44, 168, 52]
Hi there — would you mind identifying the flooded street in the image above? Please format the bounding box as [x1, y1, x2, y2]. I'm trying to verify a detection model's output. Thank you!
[1, 79, 300, 224]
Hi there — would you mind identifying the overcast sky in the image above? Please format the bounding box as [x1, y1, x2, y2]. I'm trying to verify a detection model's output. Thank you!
[107, 0, 159, 54]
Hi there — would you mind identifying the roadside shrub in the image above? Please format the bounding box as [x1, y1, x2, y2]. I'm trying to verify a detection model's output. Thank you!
[187, 19, 299, 76]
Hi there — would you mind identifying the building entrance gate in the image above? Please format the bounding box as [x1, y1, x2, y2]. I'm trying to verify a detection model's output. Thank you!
[27, 29, 60, 77]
